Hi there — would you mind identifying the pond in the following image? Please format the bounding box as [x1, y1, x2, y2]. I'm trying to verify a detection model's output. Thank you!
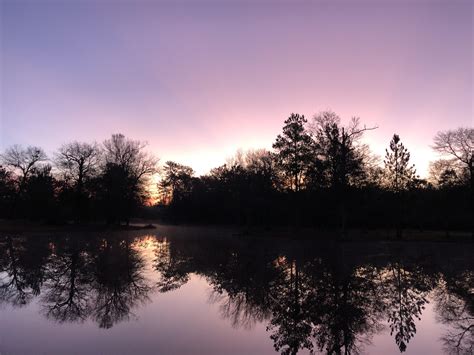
[0, 226, 472, 354]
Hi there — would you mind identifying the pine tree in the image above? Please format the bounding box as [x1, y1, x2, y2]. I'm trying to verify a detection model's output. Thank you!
[384, 134, 417, 238]
[273, 114, 314, 192]
[384, 134, 417, 192]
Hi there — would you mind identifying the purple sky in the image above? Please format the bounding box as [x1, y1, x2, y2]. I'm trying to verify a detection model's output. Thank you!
[1, 0, 472, 176]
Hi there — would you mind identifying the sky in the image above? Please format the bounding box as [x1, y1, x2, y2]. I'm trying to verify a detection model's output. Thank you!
[0, 0, 472, 177]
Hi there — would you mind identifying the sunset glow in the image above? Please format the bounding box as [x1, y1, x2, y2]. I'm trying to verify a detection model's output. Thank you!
[0, 3, 472, 353]
[1, 0, 471, 177]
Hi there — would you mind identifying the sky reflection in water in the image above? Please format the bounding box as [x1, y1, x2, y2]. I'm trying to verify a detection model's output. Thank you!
[0, 228, 472, 355]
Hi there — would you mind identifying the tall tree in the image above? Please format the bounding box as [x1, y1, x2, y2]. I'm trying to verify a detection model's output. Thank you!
[384, 134, 417, 238]
[309, 111, 377, 232]
[384, 135, 417, 193]
[310, 112, 365, 188]
[55, 142, 100, 219]
[99, 134, 158, 224]
[273, 114, 314, 192]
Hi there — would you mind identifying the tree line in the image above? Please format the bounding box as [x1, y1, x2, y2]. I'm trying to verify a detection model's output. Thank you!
[158, 112, 472, 234]
[0, 134, 158, 224]
[0, 111, 472, 232]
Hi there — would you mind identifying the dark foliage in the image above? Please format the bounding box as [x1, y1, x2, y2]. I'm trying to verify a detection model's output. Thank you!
[0, 134, 157, 225]
[0, 117, 472, 232]
[156, 115, 471, 232]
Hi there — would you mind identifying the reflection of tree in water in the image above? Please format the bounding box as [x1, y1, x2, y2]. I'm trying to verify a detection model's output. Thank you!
[154, 238, 443, 354]
[267, 254, 384, 355]
[434, 271, 473, 354]
[208, 248, 279, 329]
[267, 258, 314, 355]
[91, 237, 151, 329]
[1, 232, 474, 353]
[0, 236, 49, 306]
[382, 261, 434, 352]
[0, 235, 153, 329]
[155, 237, 278, 329]
[41, 237, 93, 322]
[309, 264, 385, 355]
[155, 238, 191, 292]
[40, 236, 152, 328]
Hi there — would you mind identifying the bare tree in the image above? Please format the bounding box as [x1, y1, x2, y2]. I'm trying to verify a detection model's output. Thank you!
[55, 142, 100, 192]
[103, 134, 158, 184]
[54, 142, 101, 220]
[100, 134, 159, 224]
[0, 145, 47, 193]
[433, 128, 473, 190]
[433, 128, 474, 237]
[428, 159, 467, 188]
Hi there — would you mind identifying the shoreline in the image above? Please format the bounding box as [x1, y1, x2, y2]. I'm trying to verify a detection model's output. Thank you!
[0, 219, 471, 242]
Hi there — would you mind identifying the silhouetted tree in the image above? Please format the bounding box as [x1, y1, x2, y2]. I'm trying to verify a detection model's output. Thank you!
[103, 134, 158, 180]
[433, 128, 474, 237]
[384, 135, 417, 192]
[98, 163, 137, 224]
[0, 145, 47, 190]
[310, 112, 369, 188]
[245, 149, 277, 188]
[55, 141, 100, 220]
[99, 134, 158, 224]
[433, 128, 473, 190]
[384, 134, 417, 238]
[0, 145, 47, 216]
[429, 159, 467, 188]
[273, 114, 314, 192]
[159, 161, 194, 205]
[1, 123, 473, 230]
[309, 111, 377, 232]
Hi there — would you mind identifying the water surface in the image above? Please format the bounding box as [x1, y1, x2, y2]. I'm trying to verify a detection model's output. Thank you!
[0, 227, 472, 354]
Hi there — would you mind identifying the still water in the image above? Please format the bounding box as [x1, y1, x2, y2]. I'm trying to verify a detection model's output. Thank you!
[0, 226, 472, 355]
